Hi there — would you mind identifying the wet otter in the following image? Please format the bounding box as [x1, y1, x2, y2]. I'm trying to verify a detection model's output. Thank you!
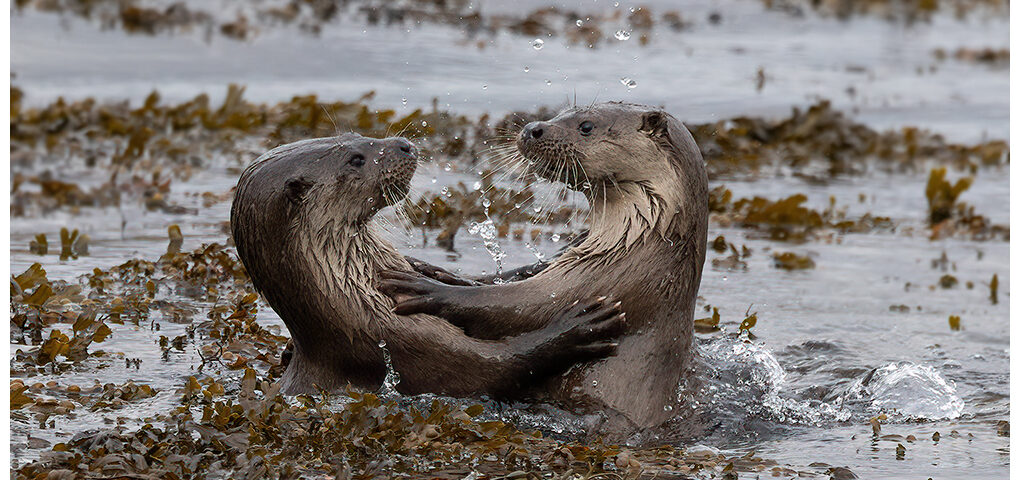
[230, 133, 627, 397]
[381, 103, 709, 434]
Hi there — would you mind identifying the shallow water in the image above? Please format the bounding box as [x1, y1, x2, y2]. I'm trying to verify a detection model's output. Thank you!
[10, 2, 1009, 479]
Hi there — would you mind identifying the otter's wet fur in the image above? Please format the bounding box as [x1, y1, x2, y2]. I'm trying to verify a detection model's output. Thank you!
[230, 133, 626, 398]
[380, 103, 709, 438]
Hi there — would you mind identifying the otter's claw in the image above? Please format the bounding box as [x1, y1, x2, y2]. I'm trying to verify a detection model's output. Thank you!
[378, 270, 451, 315]
[403, 256, 478, 286]
[522, 296, 628, 367]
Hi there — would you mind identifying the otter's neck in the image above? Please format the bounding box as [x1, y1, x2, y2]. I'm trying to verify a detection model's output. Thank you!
[568, 178, 688, 261]
[289, 220, 409, 348]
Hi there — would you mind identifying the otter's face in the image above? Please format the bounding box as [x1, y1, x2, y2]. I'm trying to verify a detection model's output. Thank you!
[274, 133, 418, 224]
[516, 103, 677, 190]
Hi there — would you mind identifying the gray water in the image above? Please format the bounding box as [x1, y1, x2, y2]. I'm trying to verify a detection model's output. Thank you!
[10, 1, 1009, 479]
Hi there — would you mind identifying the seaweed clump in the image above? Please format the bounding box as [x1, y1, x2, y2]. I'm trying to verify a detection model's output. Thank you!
[709, 186, 894, 242]
[15, 0, 693, 48]
[934, 47, 1009, 68]
[689, 101, 1009, 179]
[761, 0, 1007, 22]
[925, 167, 1008, 240]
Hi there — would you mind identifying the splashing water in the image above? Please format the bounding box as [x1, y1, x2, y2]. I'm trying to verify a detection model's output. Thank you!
[468, 218, 506, 278]
[692, 336, 851, 428]
[839, 362, 965, 420]
[524, 242, 546, 262]
[377, 339, 401, 398]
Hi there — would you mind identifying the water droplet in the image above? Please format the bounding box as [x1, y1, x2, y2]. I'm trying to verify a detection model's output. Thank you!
[663, 405, 673, 412]
[615, 30, 631, 41]
[592, 380, 598, 387]
[533, 205, 542, 213]
[482, 198, 491, 208]
[482, 84, 488, 90]
[401, 97, 407, 106]
[431, 177, 437, 183]
[575, 19, 583, 27]
[550, 292, 556, 298]
[581, 181, 592, 190]
[613, 1, 620, 6]
[443, 163, 452, 172]
[630, 6, 637, 12]
[620, 77, 637, 89]
[523, 66, 530, 72]
[468, 218, 507, 277]
[545, 79, 552, 86]
[421, 121, 428, 127]
[472, 181, 482, 191]
[440, 186, 450, 196]
[551, 233, 561, 242]
[367, 197, 375, 204]
[532, 38, 544, 50]
[378, 339, 386, 348]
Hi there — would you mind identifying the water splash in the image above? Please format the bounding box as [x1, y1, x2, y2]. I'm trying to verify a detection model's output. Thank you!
[691, 336, 851, 426]
[839, 362, 964, 420]
[377, 339, 401, 398]
[468, 202, 506, 278]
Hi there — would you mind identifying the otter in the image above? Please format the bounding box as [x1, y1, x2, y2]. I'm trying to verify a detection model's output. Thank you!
[380, 103, 709, 434]
[230, 133, 627, 397]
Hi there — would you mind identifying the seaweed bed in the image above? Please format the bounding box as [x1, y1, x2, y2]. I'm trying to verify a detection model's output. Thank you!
[13, 0, 1011, 47]
[9, 85, 1010, 479]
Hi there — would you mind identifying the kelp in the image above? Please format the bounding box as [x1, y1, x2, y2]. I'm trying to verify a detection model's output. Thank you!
[772, 252, 816, 270]
[15, 0, 695, 48]
[690, 101, 1008, 179]
[925, 167, 1008, 240]
[934, 47, 1009, 68]
[709, 187, 894, 242]
[760, 0, 1007, 22]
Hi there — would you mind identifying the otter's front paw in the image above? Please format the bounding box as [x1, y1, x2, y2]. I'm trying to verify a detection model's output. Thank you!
[378, 270, 453, 316]
[526, 297, 627, 365]
[404, 256, 479, 286]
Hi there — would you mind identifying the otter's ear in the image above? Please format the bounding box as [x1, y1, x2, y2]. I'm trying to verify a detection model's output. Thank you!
[285, 177, 314, 204]
[638, 111, 670, 138]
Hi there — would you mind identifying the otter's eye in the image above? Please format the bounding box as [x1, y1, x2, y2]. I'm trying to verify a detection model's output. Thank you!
[349, 154, 366, 167]
[578, 121, 595, 136]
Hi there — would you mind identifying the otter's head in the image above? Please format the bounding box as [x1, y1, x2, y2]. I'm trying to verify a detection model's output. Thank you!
[516, 102, 703, 193]
[231, 134, 417, 292]
[234, 133, 417, 230]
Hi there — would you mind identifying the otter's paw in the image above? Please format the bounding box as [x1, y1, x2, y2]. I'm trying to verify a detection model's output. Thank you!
[378, 270, 452, 315]
[403, 256, 478, 286]
[543, 296, 627, 362]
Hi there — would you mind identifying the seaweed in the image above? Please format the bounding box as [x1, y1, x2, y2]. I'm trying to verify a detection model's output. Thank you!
[710, 187, 894, 242]
[925, 167, 1008, 240]
[772, 252, 816, 270]
[690, 101, 1009, 179]
[760, 0, 1006, 22]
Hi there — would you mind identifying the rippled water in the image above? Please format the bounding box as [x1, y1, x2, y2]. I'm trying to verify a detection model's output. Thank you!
[10, 2, 1009, 479]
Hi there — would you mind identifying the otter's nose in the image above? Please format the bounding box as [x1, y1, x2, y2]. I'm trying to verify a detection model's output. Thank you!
[522, 122, 545, 140]
[390, 138, 415, 155]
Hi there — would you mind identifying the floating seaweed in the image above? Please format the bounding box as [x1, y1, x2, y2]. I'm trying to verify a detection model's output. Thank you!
[772, 252, 816, 270]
